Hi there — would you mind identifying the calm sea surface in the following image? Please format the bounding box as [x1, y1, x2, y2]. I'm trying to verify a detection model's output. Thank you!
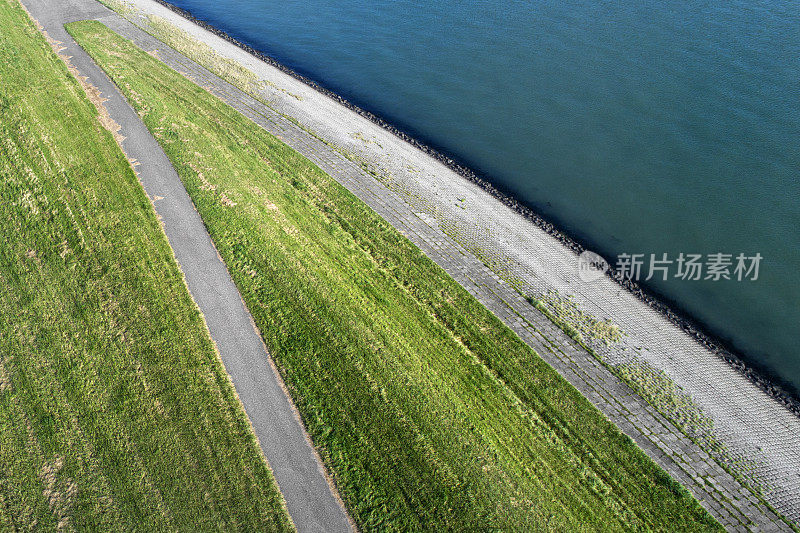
[167, 0, 800, 395]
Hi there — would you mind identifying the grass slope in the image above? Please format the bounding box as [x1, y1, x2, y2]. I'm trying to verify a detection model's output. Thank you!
[0, 2, 293, 530]
[69, 20, 721, 532]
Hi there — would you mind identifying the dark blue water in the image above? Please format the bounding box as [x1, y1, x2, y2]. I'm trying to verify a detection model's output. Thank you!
[168, 0, 800, 395]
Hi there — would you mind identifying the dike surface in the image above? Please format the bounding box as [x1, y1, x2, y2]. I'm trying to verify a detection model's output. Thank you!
[57, 0, 800, 528]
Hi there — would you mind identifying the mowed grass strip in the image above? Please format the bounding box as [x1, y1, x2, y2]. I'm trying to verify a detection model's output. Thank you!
[0, 3, 293, 530]
[69, 20, 721, 531]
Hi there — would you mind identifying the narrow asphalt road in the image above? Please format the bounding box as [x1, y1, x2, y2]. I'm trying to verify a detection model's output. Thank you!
[19, 0, 353, 531]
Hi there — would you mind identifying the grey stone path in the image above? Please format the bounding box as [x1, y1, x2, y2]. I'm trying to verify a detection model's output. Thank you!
[88, 9, 798, 531]
[21, 1, 352, 531]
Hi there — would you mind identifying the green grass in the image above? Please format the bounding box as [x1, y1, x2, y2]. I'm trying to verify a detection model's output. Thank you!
[68, 20, 723, 532]
[0, 2, 293, 530]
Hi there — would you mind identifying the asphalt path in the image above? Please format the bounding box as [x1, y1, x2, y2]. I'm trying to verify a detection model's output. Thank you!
[19, 1, 353, 530]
